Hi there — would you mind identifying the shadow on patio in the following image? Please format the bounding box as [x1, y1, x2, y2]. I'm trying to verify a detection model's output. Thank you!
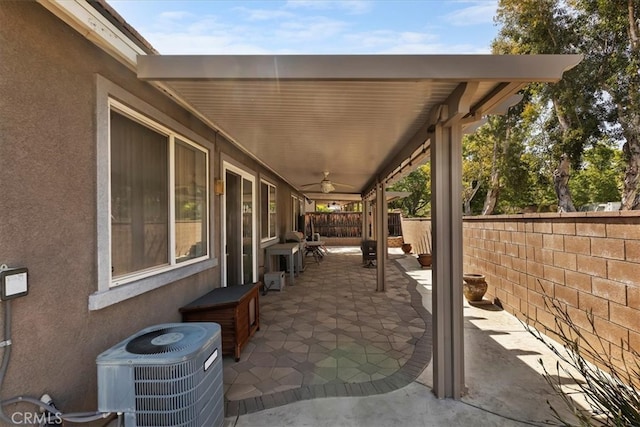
[223, 247, 432, 416]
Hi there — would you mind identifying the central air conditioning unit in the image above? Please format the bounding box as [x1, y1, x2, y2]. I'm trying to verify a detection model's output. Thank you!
[96, 323, 223, 427]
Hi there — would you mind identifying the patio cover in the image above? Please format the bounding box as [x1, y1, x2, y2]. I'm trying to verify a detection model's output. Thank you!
[137, 54, 581, 399]
[137, 54, 581, 197]
[38, 0, 582, 400]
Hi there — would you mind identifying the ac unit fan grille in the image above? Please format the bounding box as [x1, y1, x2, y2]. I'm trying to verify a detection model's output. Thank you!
[126, 325, 204, 355]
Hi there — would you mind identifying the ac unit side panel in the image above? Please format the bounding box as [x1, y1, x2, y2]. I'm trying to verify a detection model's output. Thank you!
[97, 364, 135, 412]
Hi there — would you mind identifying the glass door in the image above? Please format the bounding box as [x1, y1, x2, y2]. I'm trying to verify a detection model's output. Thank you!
[223, 162, 256, 286]
[242, 177, 254, 284]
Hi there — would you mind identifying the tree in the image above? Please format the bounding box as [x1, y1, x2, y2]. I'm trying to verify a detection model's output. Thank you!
[496, 0, 640, 210]
[388, 164, 431, 217]
[494, 0, 604, 210]
[462, 122, 494, 215]
[553, 153, 577, 212]
[571, 0, 640, 209]
[570, 141, 624, 208]
[463, 102, 541, 214]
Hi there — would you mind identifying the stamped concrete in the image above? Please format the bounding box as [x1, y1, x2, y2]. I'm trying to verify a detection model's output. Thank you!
[223, 247, 588, 426]
[223, 247, 432, 417]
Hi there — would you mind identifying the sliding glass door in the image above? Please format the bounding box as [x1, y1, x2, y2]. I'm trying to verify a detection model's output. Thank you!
[223, 162, 256, 286]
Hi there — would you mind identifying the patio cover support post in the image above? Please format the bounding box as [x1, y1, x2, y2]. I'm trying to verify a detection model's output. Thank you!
[431, 114, 466, 399]
[370, 202, 376, 240]
[375, 182, 386, 292]
[362, 197, 369, 240]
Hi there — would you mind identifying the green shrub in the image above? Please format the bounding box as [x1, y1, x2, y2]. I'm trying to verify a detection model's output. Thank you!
[526, 287, 640, 426]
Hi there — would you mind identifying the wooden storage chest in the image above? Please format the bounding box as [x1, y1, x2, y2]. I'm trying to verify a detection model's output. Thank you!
[180, 282, 260, 361]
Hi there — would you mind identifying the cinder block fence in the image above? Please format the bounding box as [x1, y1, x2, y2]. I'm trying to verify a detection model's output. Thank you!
[463, 212, 640, 366]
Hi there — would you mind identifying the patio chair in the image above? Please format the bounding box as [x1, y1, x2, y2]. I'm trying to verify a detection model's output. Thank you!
[304, 241, 325, 264]
[361, 239, 376, 268]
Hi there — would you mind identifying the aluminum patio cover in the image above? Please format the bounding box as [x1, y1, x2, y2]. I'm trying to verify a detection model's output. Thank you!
[137, 54, 581, 198]
[137, 53, 581, 399]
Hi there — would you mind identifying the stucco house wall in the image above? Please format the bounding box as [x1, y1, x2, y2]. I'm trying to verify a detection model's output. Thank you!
[0, 2, 299, 417]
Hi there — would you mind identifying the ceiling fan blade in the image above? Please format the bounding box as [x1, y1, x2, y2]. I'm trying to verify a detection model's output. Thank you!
[332, 182, 355, 188]
[300, 171, 352, 193]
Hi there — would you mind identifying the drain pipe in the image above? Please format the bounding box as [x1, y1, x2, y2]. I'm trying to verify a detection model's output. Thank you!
[0, 299, 14, 425]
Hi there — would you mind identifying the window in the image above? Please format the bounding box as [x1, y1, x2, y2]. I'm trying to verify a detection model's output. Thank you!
[110, 102, 209, 285]
[261, 180, 277, 241]
[93, 77, 215, 310]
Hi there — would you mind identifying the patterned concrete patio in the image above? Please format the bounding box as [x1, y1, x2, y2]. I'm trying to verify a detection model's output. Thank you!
[223, 247, 432, 416]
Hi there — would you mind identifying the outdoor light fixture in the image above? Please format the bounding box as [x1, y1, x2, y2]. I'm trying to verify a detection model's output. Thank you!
[214, 179, 224, 195]
[320, 180, 335, 193]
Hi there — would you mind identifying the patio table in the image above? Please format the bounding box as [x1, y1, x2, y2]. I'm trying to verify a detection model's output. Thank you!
[265, 242, 302, 285]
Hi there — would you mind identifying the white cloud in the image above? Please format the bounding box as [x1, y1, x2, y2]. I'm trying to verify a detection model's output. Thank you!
[157, 10, 191, 21]
[144, 19, 491, 55]
[381, 42, 492, 54]
[344, 30, 447, 53]
[275, 17, 349, 41]
[143, 9, 196, 31]
[234, 7, 295, 22]
[349, 31, 423, 47]
[145, 32, 271, 54]
[108, 0, 497, 54]
[285, 0, 371, 15]
[444, 1, 498, 26]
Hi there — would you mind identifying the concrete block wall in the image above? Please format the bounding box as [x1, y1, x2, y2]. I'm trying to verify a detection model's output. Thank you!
[463, 212, 640, 367]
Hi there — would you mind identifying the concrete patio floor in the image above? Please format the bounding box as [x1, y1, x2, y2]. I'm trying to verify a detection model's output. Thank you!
[223, 247, 585, 426]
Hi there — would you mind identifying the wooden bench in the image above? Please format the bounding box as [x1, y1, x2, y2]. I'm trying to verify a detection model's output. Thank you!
[180, 282, 260, 361]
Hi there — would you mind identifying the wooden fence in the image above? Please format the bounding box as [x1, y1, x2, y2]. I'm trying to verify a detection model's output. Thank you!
[305, 212, 402, 238]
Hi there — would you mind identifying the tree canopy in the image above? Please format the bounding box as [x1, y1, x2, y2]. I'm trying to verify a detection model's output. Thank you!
[392, 0, 637, 216]
[388, 164, 431, 217]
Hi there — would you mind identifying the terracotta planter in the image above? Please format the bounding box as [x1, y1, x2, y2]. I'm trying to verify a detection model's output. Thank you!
[401, 243, 412, 254]
[416, 253, 432, 267]
[463, 273, 488, 302]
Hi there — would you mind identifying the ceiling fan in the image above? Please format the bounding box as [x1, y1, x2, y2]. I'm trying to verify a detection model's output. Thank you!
[301, 171, 353, 194]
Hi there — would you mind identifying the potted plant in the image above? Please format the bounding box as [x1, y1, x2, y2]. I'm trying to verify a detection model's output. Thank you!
[415, 233, 432, 268]
[462, 273, 488, 302]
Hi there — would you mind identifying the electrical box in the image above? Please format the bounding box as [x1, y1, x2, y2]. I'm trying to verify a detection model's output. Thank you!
[263, 271, 285, 292]
[0, 267, 28, 300]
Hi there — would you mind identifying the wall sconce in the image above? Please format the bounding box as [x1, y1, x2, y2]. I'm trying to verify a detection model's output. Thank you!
[214, 179, 224, 195]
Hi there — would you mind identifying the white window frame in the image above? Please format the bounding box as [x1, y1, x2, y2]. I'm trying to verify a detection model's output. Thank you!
[109, 100, 210, 282]
[261, 179, 278, 243]
[221, 160, 258, 287]
[91, 76, 216, 310]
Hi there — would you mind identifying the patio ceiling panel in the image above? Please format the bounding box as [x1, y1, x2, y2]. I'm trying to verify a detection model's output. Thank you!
[148, 79, 455, 194]
[137, 54, 583, 197]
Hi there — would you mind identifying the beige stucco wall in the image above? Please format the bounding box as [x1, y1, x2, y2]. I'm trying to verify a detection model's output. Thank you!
[0, 2, 301, 419]
[463, 212, 640, 370]
[400, 217, 432, 254]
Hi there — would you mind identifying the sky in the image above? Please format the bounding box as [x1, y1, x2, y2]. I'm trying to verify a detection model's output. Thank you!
[107, 0, 501, 54]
